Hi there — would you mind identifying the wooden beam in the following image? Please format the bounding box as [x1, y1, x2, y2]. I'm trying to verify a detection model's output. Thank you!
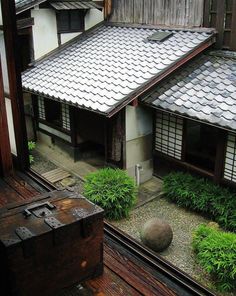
[17, 17, 34, 30]
[1, 0, 29, 171]
[0, 58, 13, 176]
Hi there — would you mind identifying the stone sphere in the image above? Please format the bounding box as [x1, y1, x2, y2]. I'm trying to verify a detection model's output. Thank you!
[140, 218, 173, 252]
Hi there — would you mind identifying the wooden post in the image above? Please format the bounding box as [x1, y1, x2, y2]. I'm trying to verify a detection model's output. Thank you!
[1, 0, 29, 170]
[0, 58, 13, 176]
[214, 129, 227, 183]
[104, 0, 112, 20]
[230, 0, 236, 51]
[215, 0, 225, 49]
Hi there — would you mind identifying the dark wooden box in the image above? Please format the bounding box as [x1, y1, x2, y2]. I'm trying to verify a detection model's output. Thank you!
[0, 190, 104, 296]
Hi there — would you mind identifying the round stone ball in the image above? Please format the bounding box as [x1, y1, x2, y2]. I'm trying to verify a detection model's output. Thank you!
[140, 218, 173, 252]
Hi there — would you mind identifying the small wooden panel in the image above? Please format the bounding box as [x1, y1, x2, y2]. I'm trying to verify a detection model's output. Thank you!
[42, 168, 71, 183]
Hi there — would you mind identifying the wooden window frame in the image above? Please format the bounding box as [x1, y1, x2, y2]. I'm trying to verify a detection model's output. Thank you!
[56, 10, 85, 34]
[154, 111, 227, 183]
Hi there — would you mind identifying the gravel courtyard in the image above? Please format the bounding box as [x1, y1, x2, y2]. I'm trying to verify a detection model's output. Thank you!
[31, 149, 233, 296]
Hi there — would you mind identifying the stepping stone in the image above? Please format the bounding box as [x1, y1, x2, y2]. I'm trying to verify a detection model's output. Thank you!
[42, 168, 71, 183]
[60, 177, 76, 188]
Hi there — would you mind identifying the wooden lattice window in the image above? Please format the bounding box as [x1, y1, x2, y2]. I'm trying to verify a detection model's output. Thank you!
[224, 132, 236, 182]
[155, 112, 183, 160]
[61, 103, 71, 131]
[38, 96, 45, 120]
[37, 97, 71, 132]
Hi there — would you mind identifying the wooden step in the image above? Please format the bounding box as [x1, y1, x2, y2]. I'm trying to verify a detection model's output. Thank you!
[42, 168, 71, 183]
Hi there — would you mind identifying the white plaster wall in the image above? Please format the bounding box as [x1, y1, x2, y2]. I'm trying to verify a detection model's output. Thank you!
[126, 105, 153, 183]
[0, 33, 9, 93]
[61, 32, 81, 45]
[31, 8, 58, 59]
[126, 105, 152, 141]
[5, 98, 17, 155]
[85, 8, 103, 30]
[0, 5, 2, 26]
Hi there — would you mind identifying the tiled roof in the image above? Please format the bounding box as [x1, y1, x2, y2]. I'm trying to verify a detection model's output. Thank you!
[142, 52, 236, 130]
[50, 1, 103, 10]
[22, 25, 213, 116]
[15, 0, 47, 13]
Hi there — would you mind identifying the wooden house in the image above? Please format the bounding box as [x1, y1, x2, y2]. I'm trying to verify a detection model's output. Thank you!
[21, 0, 223, 184]
[0, 2, 217, 294]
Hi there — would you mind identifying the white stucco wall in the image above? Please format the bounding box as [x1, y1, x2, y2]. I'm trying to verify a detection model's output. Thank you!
[126, 105, 153, 183]
[5, 98, 17, 155]
[85, 8, 103, 30]
[61, 32, 81, 45]
[31, 8, 58, 59]
[0, 32, 9, 93]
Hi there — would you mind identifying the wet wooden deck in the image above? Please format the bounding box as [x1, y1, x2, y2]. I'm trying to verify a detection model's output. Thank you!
[0, 171, 47, 206]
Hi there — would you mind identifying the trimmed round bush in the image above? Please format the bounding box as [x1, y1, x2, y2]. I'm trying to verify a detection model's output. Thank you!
[83, 168, 137, 220]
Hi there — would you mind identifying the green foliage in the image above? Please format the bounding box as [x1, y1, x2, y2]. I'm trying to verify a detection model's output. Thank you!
[28, 141, 36, 164]
[163, 172, 236, 231]
[84, 168, 137, 220]
[192, 224, 236, 292]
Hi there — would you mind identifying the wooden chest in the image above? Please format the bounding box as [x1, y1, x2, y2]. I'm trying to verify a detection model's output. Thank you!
[0, 190, 104, 296]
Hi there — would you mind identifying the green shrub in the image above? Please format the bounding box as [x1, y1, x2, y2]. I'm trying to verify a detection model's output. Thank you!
[163, 172, 236, 231]
[83, 168, 137, 220]
[192, 224, 236, 292]
[28, 141, 36, 164]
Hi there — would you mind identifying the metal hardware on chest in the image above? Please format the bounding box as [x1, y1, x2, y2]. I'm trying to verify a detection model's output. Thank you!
[15, 227, 34, 240]
[44, 217, 64, 229]
[1, 238, 21, 247]
[71, 208, 89, 219]
[15, 227, 35, 258]
[23, 202, 56, 218]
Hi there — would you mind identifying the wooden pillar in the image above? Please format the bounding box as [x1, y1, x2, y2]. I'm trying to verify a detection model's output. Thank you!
[0, 58, 13, 176]
[1, 0, 29, 170]
[104, 0, 112, 20]
[214, 129, 227, 183]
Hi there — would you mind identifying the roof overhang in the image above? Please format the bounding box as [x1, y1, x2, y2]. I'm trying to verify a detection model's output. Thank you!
[16, 0, 48, 14]
[49, 0, 103, 10]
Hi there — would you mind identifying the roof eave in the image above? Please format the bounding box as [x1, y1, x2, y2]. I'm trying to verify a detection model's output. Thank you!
[106, 35, 216, 118]
[145, 105, 236, 134]
[16, 0, 48, 15]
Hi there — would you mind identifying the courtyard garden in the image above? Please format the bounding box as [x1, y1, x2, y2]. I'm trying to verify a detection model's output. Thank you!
[31, 150, 236, 296]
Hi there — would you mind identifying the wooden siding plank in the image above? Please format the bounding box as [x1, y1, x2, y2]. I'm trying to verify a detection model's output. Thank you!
[109, 0, 205, 27]
[215, 0, 226, 48]
[133, 0, 144, 24]
[203, 0, 211, 26]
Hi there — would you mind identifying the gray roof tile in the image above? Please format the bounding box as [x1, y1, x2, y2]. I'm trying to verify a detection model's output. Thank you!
[22, 25, 213, 116]
[142, 51, 236, 131]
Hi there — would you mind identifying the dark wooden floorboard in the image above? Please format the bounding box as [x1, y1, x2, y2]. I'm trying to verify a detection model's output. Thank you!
[0, 171, 46, 206]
